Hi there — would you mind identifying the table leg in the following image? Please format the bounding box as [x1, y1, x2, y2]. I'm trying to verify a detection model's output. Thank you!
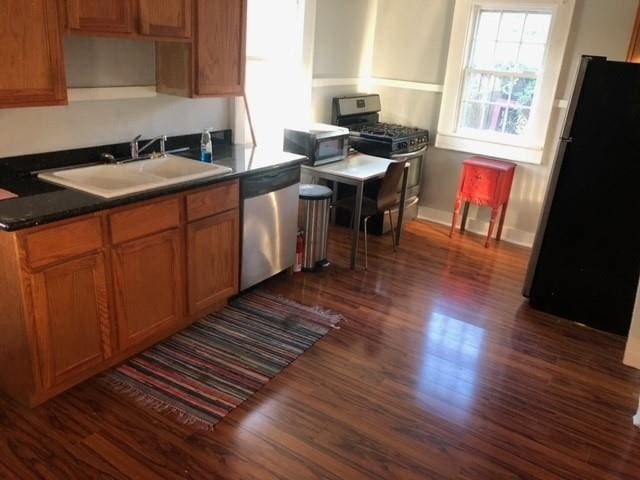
[351, 181, 364, 270]
[496, 202, 508, 242]
[395, 166, 409, 246]
[331, 181, 338, 225]
[460, 202, 470, 233]
[486, 207, 499, 248]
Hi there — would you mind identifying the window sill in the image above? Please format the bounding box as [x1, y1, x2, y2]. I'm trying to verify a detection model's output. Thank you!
[435, 132, 544, 164]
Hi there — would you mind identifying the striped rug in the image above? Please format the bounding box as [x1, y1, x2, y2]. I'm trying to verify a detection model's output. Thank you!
[100, 290, 342, 430]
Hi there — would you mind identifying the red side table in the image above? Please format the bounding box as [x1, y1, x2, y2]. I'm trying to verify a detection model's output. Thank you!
[449, 156, 516, 248]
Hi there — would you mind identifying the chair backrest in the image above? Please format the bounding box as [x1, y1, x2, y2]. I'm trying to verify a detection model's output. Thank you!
[377, 160, 407, 212]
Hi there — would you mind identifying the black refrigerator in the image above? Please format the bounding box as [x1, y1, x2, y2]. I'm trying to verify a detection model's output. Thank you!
[523, 56, 640, 336]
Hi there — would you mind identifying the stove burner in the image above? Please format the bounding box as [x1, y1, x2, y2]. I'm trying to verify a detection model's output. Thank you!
[351, 122, 426, 139]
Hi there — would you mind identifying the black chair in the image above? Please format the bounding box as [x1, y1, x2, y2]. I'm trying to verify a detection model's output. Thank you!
[333, 160, 407, 270]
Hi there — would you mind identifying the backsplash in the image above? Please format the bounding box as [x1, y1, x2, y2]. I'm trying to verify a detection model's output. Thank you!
[0, 130, 232, 178]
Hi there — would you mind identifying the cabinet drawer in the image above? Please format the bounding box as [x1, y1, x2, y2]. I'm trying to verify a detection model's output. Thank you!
[110, 198, 181, 244]
[461, 166, 500, 203]
[25, 217, 103, 269]
[186, 180, 239, 222]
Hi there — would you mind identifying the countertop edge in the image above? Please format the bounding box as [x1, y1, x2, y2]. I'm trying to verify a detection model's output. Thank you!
[0, 155, 306, 232]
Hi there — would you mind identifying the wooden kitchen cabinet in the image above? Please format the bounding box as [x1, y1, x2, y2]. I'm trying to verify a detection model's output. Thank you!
[112, 229, 184, 349]
[0, 0, 67, 108]
[195, 0, 246, 96]
[0, 179, 240, 406]
[187, 209, 239, 314]
[30, 253, 112, 389]
[139, 0, 192, 39]
[156, 0, 247, 97]
[66, 0, 134, 34]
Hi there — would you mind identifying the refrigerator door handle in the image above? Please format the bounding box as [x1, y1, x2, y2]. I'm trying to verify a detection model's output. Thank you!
[560, 136, 573, 143]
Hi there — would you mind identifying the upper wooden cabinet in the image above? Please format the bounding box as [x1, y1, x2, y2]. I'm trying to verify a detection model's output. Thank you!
[139, 0, 192, 39]
[65, 0, 192, 40]
[1, 0, 244, 108]
[156, 0, 247, 97]
[0, 0, 67, 108]
[195, 0, 246, 96]
[66, 0, 134, 34]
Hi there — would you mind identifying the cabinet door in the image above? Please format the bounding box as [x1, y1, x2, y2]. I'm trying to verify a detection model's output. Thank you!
[67, 0, 133, 34]
[113, 229, 184, 349]
[195, 0, 246, 96]
[187, 209, 239, 314]
[0, 0, 67, 108]
[31, 253, 111, 389]
[139, 0, 192, 39]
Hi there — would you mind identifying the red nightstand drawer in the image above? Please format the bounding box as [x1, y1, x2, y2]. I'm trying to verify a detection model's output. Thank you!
[461, 166, 500, 204]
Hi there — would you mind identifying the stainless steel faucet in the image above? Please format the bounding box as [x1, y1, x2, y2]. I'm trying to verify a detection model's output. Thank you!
[130, 134, 167, 159]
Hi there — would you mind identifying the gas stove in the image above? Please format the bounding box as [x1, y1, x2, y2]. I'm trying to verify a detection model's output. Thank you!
[330, 93, 428, 236]
[350, 122, 429, 156]
[331, 94, 429, 158]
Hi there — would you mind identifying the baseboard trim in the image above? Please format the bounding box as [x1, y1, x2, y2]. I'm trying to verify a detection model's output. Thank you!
[417, 206, 535, 248]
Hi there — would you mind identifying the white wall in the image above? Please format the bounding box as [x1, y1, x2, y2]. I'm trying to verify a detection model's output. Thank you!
[312, 0, 377, 79]
[0, 36, 230, 158]
[310, 0, 378, 122]
[64, 37, 156, 88]
[310, 0, 638, 245]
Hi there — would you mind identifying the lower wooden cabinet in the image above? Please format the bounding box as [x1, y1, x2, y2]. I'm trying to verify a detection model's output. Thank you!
[0, 179, 240, 406]
[30, 253, 111, 388]
[187, 209, 239, 314]
[113, 229, 184, 349]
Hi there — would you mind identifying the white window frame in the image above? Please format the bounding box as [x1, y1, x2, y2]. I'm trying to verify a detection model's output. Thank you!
[435, 0, 575, 164]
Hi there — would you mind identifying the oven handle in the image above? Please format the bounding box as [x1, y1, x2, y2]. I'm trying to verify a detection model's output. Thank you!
[391, 146, 428, 160]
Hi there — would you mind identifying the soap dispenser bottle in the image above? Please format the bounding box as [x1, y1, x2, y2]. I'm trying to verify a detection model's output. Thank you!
[200, 129, 213, 162]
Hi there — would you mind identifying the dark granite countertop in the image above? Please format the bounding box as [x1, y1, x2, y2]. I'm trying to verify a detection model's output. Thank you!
[0, 138, 305, 232]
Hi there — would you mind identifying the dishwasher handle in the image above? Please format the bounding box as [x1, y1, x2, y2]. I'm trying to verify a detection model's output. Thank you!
[241, 165, 301, 199]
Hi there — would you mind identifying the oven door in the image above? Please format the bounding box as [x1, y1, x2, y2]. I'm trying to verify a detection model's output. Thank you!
[392, 146, 426, 198]
[313, 135, 349, 165]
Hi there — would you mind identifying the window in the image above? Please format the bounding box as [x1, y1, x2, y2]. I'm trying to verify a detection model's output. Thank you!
[237, 0, 312, 148]
[436, 0, 575, 164]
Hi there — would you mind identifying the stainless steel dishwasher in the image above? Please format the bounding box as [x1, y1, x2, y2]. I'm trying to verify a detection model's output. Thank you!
[241, 165, 300, 290]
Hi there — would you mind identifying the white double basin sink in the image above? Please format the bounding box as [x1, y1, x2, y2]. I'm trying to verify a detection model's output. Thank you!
[38, 154, 232, 198]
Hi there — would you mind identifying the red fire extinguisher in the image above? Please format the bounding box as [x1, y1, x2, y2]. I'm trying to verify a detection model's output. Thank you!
[294, 230, 304, 273]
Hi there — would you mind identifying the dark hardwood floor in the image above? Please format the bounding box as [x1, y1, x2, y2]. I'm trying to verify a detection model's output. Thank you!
[1, 220, 639, 479]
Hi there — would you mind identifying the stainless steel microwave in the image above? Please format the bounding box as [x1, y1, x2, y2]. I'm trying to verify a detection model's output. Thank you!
[283, 123, 349, 166]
